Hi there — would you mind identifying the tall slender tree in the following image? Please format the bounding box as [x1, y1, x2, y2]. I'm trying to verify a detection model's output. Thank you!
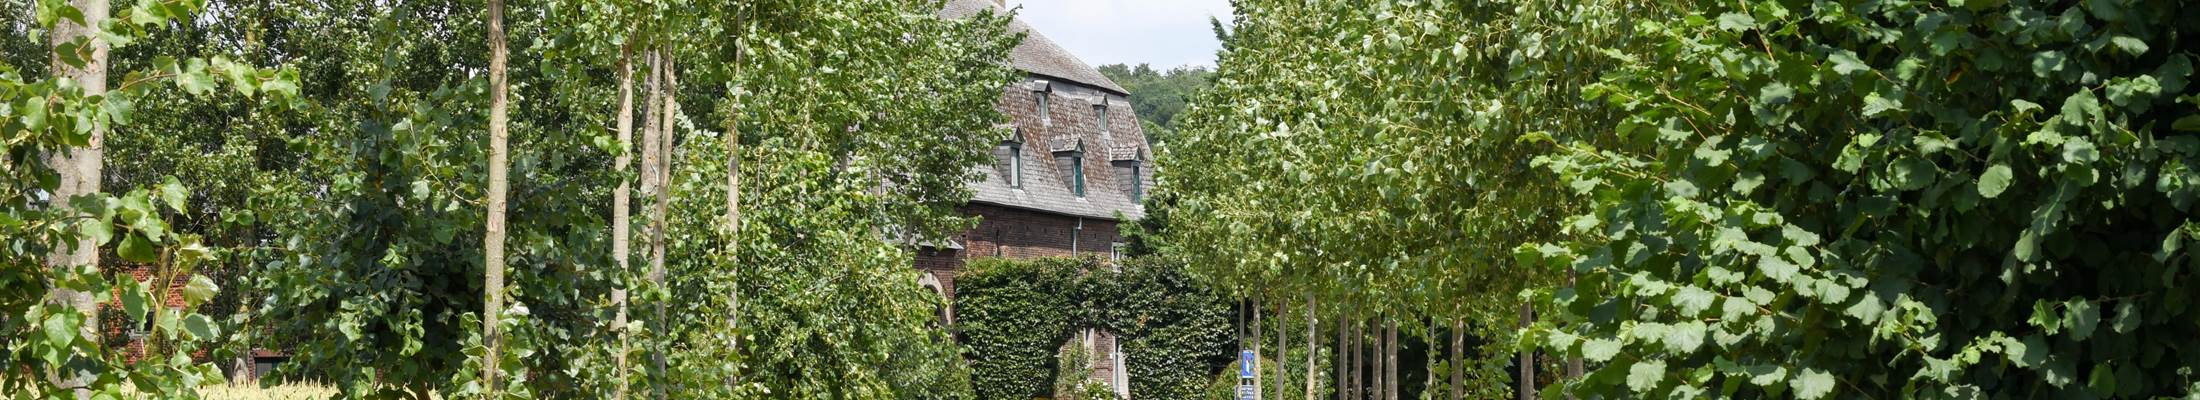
[45, 1, 107, 397]
[482, 0, 511, 394]
[611, 40, 636, 400]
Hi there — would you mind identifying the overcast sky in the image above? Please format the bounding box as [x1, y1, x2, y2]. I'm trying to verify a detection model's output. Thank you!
[1006, 0, 1235, 69]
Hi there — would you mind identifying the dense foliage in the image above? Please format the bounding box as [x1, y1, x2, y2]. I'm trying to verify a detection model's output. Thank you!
[10, 0, 1024, 398]
[1, 0, 296, 397]
[955, 257, 1231, 400]
[1517, 0, 2200, 398]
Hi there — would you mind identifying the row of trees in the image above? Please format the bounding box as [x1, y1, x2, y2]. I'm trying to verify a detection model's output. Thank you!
[5, 0, 1023, 398]
[1158, 0, 2197, 399]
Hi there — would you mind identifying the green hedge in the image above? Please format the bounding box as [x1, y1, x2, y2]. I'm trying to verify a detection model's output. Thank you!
[956, 256, 1232, 400]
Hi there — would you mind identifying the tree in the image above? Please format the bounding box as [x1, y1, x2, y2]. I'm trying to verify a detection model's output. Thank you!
[45, 2, 110, 396]
[481, 0, 510, 394]
[1518, 0, 2200, 398]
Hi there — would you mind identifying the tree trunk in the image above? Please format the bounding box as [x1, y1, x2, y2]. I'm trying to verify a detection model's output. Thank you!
[1337, 316, 1355, 397]
[1304, 294, 1318, 400]
[638, 49, 665, 400]
[1333, 310, 1346, 400]
[653, 51, 680, 400]
[482, 0, 509, 394]
[1370, 316, 1384, 400]
[46, 0, 107, 398]
[1258, 294, 1276, 400]
[1517, 304, 1534, 400]
[1565, 268, 1583, 399]
[1450, 317, 1463, 400]
[1384, 320, 1397, 400]
[724, 12, 746, 386]
[611, 41, 635, 400]
[1275, 301, 1288, 400]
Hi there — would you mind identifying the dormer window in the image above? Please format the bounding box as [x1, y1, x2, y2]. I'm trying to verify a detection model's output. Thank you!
[1072, 155, 1085, 198]
[1113, 159, 1143, 202]
[1032, 82, 1052, 127]
[1008, 141, 1023, 188]
[1095, 104, 1110, 134]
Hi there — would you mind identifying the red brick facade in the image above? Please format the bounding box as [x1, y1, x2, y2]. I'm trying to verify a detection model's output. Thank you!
[914, 203, 1125, 308]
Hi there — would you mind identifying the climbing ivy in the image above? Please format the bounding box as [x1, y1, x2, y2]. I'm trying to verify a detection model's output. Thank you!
[955, 256, 1231, 400]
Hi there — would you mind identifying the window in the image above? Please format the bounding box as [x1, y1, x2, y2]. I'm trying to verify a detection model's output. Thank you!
[1110, 242, 1126, 261]
[1007, 142, 1023, 188]
[1128, 164, 1142, 201]
[1036, 91, 1050, 126]
[1095, 105, 1110, 134]
[1072, 155, 1085, 198]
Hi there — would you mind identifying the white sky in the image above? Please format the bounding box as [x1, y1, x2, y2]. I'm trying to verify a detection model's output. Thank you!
[1007, 0, 1235, 69]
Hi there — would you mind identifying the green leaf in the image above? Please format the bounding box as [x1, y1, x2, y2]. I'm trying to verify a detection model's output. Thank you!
[79, 220, 116, 246]
[119, 233, 160, 263]
[1978, 164, 2014, 198]
[43, 312, 78, 350]
[1890, 158, 1937, 191]
[2065, 299, 2099, 341]
[1863, 92, 1903, 117]
[1666, 321, 1707, 354]
[2110, 302, 2139, 334]
[120, 280, 151, 323]
[1792, 369, 1836, 399]
[1582, 338, 1623, 362]
[2109, 36, 2149, 56]
[184, 275, 219, 307]
[2088, 363, 2118, 396]
[1828, 50, 1869, 75]
[2029, 300, 2062, 333]
[1628, 359, 1667, 393]
[1715, 13, 1756, 32]
[1759, 83, 1795, 106]
[160, 176, 188, 212]
[1673, 286, 1717, 316]
[2177, 115, 2200, 132]
[182, 314, 218, 340]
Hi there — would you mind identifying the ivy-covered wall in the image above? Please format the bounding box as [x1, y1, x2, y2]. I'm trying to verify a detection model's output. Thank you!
[956, 256, 1233, 400]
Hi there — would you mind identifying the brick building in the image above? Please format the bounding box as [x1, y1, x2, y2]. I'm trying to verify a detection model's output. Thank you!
[931, 1, 1154, 397]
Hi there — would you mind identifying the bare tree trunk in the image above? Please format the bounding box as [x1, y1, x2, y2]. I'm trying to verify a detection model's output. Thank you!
[1384, 320, 1397, 400]
[638, 49, 665, 400]
[1450, 317, 1463, 400]
[1304, 294, 1318, 400]
[1565, 269, 1583, 399]
[481, 0, 510, 394]
[1275, 301, 1288, 400]
[611, 41, 635, 400]
[1333, 310, 1346, 400]
[720, 7, 754, 391]
[1258, 294, 1276, 400]
[1517, 304, 1534, 400]
[1370, 315, 1384, 400]
[1337, 316, 1355, 400]
[653, 51, 680, 399]
[46, 1, 107, 398]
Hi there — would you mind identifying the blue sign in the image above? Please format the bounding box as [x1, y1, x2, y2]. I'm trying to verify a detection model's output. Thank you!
[1239, 350, 1256, 378]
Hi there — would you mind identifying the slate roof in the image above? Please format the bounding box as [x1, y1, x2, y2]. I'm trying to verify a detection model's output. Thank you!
[939, 0, 1131, 95]
[969, 88, 1152, 221]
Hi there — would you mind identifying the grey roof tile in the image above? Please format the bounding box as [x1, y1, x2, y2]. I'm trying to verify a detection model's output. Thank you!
[939, 0, 1131, 94]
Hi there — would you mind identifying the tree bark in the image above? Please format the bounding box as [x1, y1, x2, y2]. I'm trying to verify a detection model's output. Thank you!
[654, 51, 680, 400]
[1517, 304, 1534, 400]
[1384, 320, 1397, 400]
[482, 0, 509, 394]
[1332, 310, 1346, 400]
[1258, 296, 1276, 400]
[1304, 294, 1318, 400]
[1450, 317, 1463, 400]
[1275, 300, 1288, 400]
[1370, 316, 1384, 400]
[639, 48, 665, 400]
[1337, 316, 1355, 400]
[46, 0, 107, 398]
[724, 12, 746, 386]
[611, 41, 635, 400]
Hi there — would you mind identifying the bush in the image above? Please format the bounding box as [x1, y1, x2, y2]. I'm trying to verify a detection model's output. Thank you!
[956, 256, 1232, 400]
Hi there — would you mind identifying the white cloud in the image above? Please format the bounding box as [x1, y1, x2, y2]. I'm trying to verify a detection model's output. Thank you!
[1007, 0, 1234, 69]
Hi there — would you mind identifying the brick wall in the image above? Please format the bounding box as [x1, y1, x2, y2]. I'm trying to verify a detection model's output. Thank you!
[914, 204, 1126, 303]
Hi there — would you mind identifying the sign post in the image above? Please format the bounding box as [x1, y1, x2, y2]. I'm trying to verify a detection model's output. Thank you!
[1238, 350, 1258, 400]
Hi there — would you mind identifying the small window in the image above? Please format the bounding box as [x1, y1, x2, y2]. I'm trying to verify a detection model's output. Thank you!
[1072, 155, 1085, 198]
[1095, 105, 1110, 134]
[1008, 143, 1023, 188]
[1128, 164, 1142, 202]
[1110, 242, 1126, 261]
[1036, 92, 1050, 126]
